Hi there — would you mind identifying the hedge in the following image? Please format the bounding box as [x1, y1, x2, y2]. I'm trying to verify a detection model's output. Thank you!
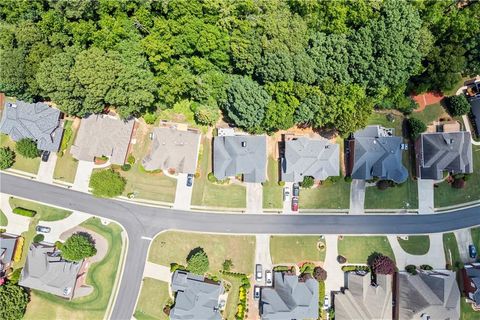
[13, 237, 24, 262]
[341, 265, 370, 272]
[12, 207, 36, 217]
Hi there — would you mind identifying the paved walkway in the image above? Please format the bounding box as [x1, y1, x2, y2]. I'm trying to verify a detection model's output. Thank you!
[37, 153, 58, 184]
[462, 115, 480, 146]
[323, 235, 344, 297]
[246, 183, 263, 214]
[388, 234, 445, 270]
[73, 160, 94, 191]
[41, 211, 92, 243]
[173, 173, 193, 210]
[0, 193, 30, 235]
[254, 234, 272, 286]
[417, 179, 435, 214]
[143, 261, 171, 282]
[349, 180, 365, 214]
[454, 228, 475, 263]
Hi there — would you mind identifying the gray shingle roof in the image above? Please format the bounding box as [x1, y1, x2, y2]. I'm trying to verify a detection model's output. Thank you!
[468, 96, 480, 135]
[464, 264, 480, 305]
[282, 137, 340, 183]
[351, 126, 408, 183]
[170, 270, 223, 320]
[213, 135, 267, 183]
[0, 101, 63, 151]
[142, 127, 200, 174]
[70, 114, 134, 165]
[260, 272, 319, 320]
[19, 244, 82, 299]
[0, 234, 18, 267]
[398, 270, 460, 320]
[418, 132, 473, 180]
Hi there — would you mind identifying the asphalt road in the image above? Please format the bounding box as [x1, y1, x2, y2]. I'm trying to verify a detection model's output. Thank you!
[2, 173, 480, 319]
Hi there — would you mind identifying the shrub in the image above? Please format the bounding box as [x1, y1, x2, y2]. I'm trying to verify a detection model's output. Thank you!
[344, 176, 353, 183]
[0, 228, 5, 233]
[337, 255, 347, 264]
[8, 267, 22, 284]
[222, 259, 234, 272]
[455, 261, 464, 270]
[0, 147, 15, 169]
[127, 154, 135, 165]
[194, 172, 200, 178]
[313, 266, 327, 281]
[60, 126, 73, 151]
[89, 169, 126, 198]
[447, 95, 471, 116]
[121, 164, 131, 171]
[377, 180, 394, 190]
[273, 266, 294, 272]
[300, 262, 315, 275]
[341, 265, 370, 272]
[327, 176, 340, 183]
[405, 264, 417, 275]
[12, 207, 36, 217]
[12, 237, 24, 262]
[170, 263, 187, 273]
[207, 172, 218, 183]
[33, 234, 44, 243]
[278, 180, 285, 186]
[54, 241, 63, 249]
[187, 247, 209, 275]
[420, 264, 433, 270]
[193, 103, 220, 126]
[370, 255, 396, 275]
[452, 178, 466, 189]
[407, 118, 427, 140]
[61, 233, 97, 262]
[143, 112, 158, 124]
[300, 176, 314, 189]
[16, 138, 39, 158]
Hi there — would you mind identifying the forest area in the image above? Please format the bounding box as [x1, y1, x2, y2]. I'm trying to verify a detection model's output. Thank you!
[0, 0, 478, 135]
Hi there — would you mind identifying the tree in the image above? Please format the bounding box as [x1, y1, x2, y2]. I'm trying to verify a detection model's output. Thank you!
[301, 176, 314, 189]
[407, 118, 427, 140]
[0, 147, 15, 169]
[313, 266, 327, 281]
[60, 232, 97, 262]
[447, 95, 471, 116]
[16, 138, 39, 158]
[193, 103, 220, 126]
[222, 259, 234, 272]
[187, 247, 209, 275]
[370, 254, 396, 275]
[0, 282, 29, 320]
[89, 169, 126, 198]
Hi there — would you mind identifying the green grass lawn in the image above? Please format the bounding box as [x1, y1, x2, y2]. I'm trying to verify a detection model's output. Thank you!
[222, 274, 243, 320]
[53, 120, 79, 183]
[0, 133, 40, 174]
[435, 145, 480, 207]
[300, 178, 351, 209]
[413, 102, 449, 125]
[23, 218, 124, 320]
[134, 278, 170, 320]
[338, 236, 396, 264]
[443, 232, 461, 267]
[270, 236, 326, 264]
[0, 209, 7, 226]
[367, 112, 404, 135]
[461, 299, 480, 320]
[9, 197, 72, 221]
[471, 228, 480, 250]
[397, 236, 430, 255]
[191, 137, 246, 208]
[149, 231, 255, 275]
[263, 157, 283, 209]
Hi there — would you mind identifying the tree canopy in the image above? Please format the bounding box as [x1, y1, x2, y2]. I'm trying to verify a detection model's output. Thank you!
[89, 169, 126, 198]
[60, 232, 97, 262]
[15, 138, 39, 158]
[0, 282, 29, 320]
[0, 147, 15, 169]
[186, 247, 209, 275]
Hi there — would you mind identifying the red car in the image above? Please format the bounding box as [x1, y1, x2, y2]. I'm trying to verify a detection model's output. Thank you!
[291, 197, 299, 212]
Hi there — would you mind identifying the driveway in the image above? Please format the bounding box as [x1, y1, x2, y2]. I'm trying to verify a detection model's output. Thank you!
[455, 228, 475, 263]
[388, 234, 445, 270]
[349, 180, 365, 214]
[37, 153, 58, 184]
[0, 193, 30, 235]
[73, 160, 94, 192]
[282, 182, 293, 214]
[143, 261, 171, 282]
[418, 179, 435, 214]
[254, 234, 273, 286]
[323, 235, 344, 298]
[246, 182, 263, 214]
[40, 210, 91, 243]
[173, 173, 193, 210]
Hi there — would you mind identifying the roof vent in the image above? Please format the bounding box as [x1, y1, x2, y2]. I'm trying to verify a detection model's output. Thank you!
[325, 145, 329, 149]
[241, 141, 247, 147]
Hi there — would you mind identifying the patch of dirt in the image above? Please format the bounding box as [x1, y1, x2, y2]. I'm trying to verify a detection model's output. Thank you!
[411, 92, 444, 111]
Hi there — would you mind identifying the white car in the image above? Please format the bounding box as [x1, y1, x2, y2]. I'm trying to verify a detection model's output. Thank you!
[323, 295, 330, 310]
[254, 286, 261, 300]
[283, 187, 290, 201]
[265, 270, 272, 285]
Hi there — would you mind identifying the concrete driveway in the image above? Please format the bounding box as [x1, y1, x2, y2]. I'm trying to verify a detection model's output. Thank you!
[40, 210, 91, 243]
[143, 261, 171, 282]
[173, 173, 193, 210]
[254, 235, 273, 286]
[73, 160, 94, 192]
[323, 235, 344, 296]
[246, 182, 263, 214]
[455, 228, 475, 263]
[349, 180, 365, 214]
[282, 182, 293, 214]
[37, 153, 58, 184]
[418, 179, 435, 214]
[388, 234, 446, 270]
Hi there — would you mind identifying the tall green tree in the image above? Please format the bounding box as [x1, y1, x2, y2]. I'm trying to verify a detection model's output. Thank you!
[0, 282, 29, 320]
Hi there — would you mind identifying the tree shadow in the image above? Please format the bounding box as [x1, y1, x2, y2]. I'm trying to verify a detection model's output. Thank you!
[75, 231, 96, 246]
[186, 246, 205, 261]
[367, 251, 383, 266]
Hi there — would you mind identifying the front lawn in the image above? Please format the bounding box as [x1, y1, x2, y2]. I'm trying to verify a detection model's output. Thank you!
[9, 197, 72, 221]
[299, 178, 351, 209]
[0, 209, 7, 226]
[337, 236, 396, 264]
[270, 236, 326, 264]
[263, 157, 283, 209]
[443, 232, 461, 267]
[397, 235, 430, 255]
[134, 278, 170, 320]
[0, 133, 40, 174]
[53, 120, 79, 183]
[191, 137, 246, 208]
[23, 218, 124, 320]
[461, 299, 480, 320]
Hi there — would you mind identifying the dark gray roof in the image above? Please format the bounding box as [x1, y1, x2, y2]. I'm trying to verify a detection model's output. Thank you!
[213, 135, 267, 183]
[464, 264, 480, 305]
[398, 270, 460, 320]
[260, 272, 318, 320]
[0, 101, 62, 151]
[0, 234, 18, 266]
[19, 244, 82, 299]
[351, 126, 408, 183]
[170, 270, 223, 320]
[418, 132, 473, 180]
[469, 96, 480, 135]
[282, 137, 340, 182]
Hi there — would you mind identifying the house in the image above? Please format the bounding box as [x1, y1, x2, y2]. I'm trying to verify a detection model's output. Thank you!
[0, 100, 63, 151]
[0, 234, 19, 279]
[415, 131, 473, 180]
[19, 243, 87, 299]
[281, 136, 340, 183]
[398, 270, 460, 320]
[213, 135, 267, 183]
[347, 125, 408, 183]
[70, 114, 135, 165]
[260, 272, 319, 320]
[334, 271, 392, 320]
[142, 126, 200, 174]
[170, 270, 224, 320]
[468, 96, 480, 136]
[462, 263, 480, 310]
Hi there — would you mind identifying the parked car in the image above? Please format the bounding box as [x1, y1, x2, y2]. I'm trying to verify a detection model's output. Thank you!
[41, 151, 50, 162]
[291, 197, 299, 212]
[265, 270, 272, 285]
[283, 187, 290, 202]
[36, 225, 51, 233]
[292, 183, 300, 197]
[254, 286, 261, 300]
[255, 264, 263, 280]
[186, 174, 194, 187]
[323, 295, 330, 310]
[469, 244, 477, 259]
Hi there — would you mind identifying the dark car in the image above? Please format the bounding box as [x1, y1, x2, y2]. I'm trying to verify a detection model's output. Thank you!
[41, 151, 50, 162]
[186, 174, 194, 187]
[36, 225, 51, 233]
[292, 183, 300, 197]
[291, 197, 299, 212]
[469, 244, 477, 259]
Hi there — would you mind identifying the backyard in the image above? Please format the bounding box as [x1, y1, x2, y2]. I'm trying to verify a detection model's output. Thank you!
[134, 278, 170, 320]
[191, 137, 246, 208]
[397, 235, 430, 255]
[412, 102, 449, 125]
[263, 157, 283, 209]
[443, 232, 461, 268]
[0, 133, 40, 174]
[337, 236, 396, 264]
[53, 120, 79, 183]
[367, 111, 404, 134]
[270, 236, 326, 264]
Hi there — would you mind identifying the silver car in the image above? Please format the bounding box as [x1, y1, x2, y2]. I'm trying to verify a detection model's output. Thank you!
[265, 270, 272, 285]
[255, 264, 263, 280]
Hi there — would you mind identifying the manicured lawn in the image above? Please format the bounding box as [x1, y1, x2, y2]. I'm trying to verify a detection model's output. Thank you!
[0, 209, 7, 226]
[23, 218, 124, 320]
[191, 137, 246, 208]
[443, 232, 461, 267]
[367, 112, 404, 135]
[270, 236, 326, 264]
[300, 178, 350, 209]
[471, 227, 480, 250]
[222, 274, 243, 320]
[149, 231, 255, 275]
[9, 197, 72, 221]
[435, 145, 480, 207]
[0, 133, 40, 174]
[263, 157, 283, 209]
[461, 299, 480, 320]
[134, 278, 170, 320]
[53, 120, 79, 183]
[338, 236, 396, 264]
[413, 102, 449, 125]
[397, 235, 430, 255]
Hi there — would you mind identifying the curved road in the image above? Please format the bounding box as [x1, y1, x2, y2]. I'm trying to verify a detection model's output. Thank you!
[1, 173, 480, 319]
